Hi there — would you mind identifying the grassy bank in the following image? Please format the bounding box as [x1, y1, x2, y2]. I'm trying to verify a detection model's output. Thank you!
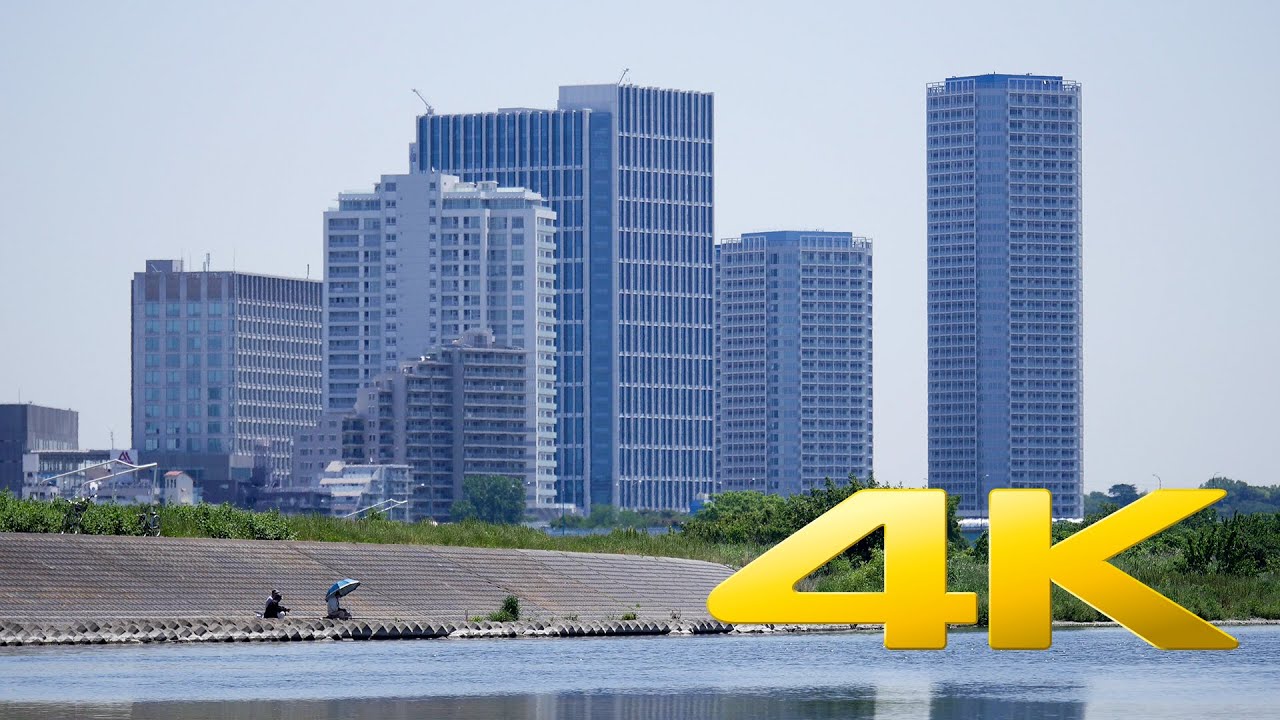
[282, 513, 763, 567]
[0, 493, 763, 567]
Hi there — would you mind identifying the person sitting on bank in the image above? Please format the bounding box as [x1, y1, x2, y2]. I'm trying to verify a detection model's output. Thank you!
[326, 593, 350, 620]
[263, 590, 290, 619]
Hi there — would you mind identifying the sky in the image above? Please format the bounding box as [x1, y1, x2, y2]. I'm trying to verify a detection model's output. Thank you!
[1, 0, 1276, 493]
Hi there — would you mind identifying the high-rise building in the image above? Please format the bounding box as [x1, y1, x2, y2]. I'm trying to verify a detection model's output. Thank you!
[349, 330, 550, 522]
[289, 411, 352, 491]
[130, 260, 323, 505]
[322, 173, 558, 506]
[416, 83, 715, 512]
[716, 231, 873, 495]
[0, 403, 78, 495]
[926, 74, 1083, 518]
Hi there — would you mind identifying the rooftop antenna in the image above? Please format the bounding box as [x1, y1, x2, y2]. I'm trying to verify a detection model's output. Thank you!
[617, 68, 630, 85]
[412, 89, 433, 114]
[204, 252, 211, 272]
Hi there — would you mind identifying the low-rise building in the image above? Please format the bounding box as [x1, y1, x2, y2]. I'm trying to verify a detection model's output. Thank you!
[22, 450, 196, 506]
[318, 461, 411, 521]
[158, 471, 197, 506]
[2, 404, 79, 496]
[22, 449, 145, 501]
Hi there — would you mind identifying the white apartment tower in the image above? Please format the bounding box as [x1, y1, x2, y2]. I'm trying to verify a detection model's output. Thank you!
[323, 172, 558, 507]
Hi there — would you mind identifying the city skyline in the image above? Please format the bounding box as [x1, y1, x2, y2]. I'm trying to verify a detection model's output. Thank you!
[417, 84, 716, 512]
[2, 2, 1277, 494]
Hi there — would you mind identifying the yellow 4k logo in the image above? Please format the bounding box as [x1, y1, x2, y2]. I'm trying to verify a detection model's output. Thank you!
[705, 489, 1238, 650]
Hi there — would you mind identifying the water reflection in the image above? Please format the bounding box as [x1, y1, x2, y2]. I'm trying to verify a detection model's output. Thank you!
[0, 687, 1085, 720]
[2, 627, 1275, 719]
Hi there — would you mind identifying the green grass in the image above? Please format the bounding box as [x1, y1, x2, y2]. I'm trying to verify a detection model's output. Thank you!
[0, 494, 762, 567]
[274, 514, 763, 567]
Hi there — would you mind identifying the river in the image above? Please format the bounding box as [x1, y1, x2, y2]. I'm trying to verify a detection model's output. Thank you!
[1, 625, 1275, 718]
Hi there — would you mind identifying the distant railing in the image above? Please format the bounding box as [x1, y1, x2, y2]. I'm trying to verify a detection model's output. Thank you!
[341, 498, 409, 519]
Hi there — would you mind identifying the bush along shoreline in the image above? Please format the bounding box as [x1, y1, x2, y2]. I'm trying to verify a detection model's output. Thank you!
[4, 479, 1278, 625]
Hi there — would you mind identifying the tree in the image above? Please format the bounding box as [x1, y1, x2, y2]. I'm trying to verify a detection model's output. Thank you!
[945, 492, 967, 551]
[1203, 477, 1280, 516]
[451, 475, 525, 524]
[1107, 483, 1142, 507]
[681, 474, 885, 560]
[1083, 491, 1112, 518]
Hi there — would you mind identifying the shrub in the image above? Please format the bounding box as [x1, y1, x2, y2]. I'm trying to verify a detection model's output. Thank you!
[0, 493, 63, 533]
[486, 595, 520, 622]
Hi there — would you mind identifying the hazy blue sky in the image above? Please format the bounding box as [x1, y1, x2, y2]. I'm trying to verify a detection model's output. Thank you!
[1, 1, 1276, 492]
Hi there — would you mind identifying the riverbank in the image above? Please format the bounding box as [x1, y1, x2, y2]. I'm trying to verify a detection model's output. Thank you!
[0, 616, 736, 646]
[5, 616, 1277, 647]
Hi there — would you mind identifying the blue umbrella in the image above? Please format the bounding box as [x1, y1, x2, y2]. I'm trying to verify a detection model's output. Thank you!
[326, 578, 361, 599]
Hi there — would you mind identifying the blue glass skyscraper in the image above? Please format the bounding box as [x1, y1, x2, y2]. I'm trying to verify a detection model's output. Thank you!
[416, 84, 715, 512]
[716, 231, 873, 496]
[926, 74, 1083, 518]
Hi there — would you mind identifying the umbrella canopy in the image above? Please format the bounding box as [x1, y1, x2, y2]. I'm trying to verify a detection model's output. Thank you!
[326, 578, 361, 599]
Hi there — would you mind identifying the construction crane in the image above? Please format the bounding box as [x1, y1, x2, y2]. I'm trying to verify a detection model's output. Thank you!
[412, 89, 433, 114]
[618, 68, 631, 85]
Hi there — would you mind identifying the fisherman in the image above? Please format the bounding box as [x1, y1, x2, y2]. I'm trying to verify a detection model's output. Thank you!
[326, 592, 350, 620]
[263, 589, 290, 619]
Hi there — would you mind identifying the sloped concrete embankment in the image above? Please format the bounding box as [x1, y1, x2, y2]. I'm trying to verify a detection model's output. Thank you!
[0, 533, 734, 644]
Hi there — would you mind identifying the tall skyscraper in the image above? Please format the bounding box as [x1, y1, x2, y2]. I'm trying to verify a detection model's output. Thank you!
[716, 231, 873, 495]
[322, 172, 558, 507]
[926, 74, 1083, 518]
[131, 260, 323, 504]
[416, 84, 715, 512]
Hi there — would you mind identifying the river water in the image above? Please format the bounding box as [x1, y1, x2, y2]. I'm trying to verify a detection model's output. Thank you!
[1, 625, 1276, 719]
